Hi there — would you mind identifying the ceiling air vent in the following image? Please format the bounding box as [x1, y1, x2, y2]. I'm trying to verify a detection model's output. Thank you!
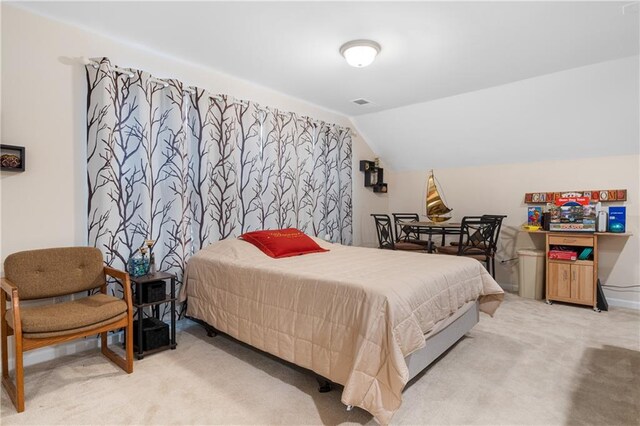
[352, 98, 371, 106]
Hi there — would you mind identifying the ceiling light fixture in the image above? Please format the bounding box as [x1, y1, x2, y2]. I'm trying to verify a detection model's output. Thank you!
[340, 40, 381, 68]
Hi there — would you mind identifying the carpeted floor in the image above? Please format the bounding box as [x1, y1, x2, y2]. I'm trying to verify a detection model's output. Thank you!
[1, 293, 639, 425]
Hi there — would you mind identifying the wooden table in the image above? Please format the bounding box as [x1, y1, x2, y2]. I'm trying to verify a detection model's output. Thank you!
[397, 221, 462, 252]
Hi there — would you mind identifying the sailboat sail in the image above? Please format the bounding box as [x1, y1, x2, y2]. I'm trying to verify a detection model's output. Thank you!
[426, 171, 452, 222]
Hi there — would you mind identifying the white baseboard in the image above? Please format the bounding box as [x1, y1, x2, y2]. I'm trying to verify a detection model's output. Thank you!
[499, 282, 639, 310]
[497, 282, 518, 293]
[605, 297, 640, 310]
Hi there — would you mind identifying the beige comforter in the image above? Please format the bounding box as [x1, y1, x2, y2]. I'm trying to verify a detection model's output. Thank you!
[182, 238, 504, 424]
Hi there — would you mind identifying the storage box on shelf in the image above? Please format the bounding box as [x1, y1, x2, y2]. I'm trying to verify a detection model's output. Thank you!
[130, 272, 177, 359]
[133, 317, 169, 351]
[141, 280, 166, 303]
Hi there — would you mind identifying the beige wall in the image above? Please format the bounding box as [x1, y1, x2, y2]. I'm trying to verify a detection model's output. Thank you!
[387, 155, 640, 307]
[0, 5, 383, 265]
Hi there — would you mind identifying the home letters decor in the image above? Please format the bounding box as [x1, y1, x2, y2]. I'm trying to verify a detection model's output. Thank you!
[524, 189, 627, 204]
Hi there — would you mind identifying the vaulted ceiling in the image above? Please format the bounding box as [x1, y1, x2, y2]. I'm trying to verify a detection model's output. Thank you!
[16, 1, 639, 116]
[14, 1, 640, 170]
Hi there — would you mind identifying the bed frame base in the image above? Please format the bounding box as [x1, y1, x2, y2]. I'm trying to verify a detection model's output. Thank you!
[316, 377, 332, 393]
[186, 302, 479, 402]
[186, 315, 218, 337]
[405, 301, 479, 381]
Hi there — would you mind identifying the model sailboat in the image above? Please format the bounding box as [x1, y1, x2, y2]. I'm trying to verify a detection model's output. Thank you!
[426, 170, 452, 222]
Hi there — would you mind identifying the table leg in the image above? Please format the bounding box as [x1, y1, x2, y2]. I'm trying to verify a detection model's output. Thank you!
[427, 233, 434, 253]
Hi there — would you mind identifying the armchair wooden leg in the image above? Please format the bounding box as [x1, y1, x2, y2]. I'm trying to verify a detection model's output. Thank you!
[1, 291, 8, 380]
[1, 292, 24, 412]
[100, 319, 133, 374]
[125, 317, 133, 373]
[15, 340, 24, 412]
[1, 338, 25, 412]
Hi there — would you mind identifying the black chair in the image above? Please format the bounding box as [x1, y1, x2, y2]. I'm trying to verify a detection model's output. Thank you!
[482, 214, 507, 276]
[437, 216, 498, 275]
[392, 213, 433, 251]
[447, 214, 506, 278]
[371, 214, 427, 252]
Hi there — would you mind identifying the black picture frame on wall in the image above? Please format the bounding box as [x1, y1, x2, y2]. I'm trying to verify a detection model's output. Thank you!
[1, 144, 25, 172]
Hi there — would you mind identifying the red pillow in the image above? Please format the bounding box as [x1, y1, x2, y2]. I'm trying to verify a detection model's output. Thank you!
[239, 228, 329, 258]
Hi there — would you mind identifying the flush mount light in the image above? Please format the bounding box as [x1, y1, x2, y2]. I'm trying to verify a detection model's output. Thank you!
[339, 40, 381, 68]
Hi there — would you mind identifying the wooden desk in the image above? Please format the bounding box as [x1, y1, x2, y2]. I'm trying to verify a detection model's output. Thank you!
[522, 229, 632, 310]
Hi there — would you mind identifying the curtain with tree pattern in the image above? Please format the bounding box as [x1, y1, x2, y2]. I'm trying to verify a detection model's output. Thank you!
[86, 57, 352, 305]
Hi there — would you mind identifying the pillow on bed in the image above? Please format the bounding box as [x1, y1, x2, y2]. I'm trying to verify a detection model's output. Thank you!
[239, 228, 329, 258]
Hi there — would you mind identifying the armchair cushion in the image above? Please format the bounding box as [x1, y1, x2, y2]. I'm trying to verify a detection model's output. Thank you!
[4, 247, 105, 300]
[7, 293, 127, 338]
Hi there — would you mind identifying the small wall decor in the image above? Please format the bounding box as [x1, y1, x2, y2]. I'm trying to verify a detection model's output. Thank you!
[359, 159, 387, 193]
[0, 145, 25, 172]
[524, 189, 627, 204]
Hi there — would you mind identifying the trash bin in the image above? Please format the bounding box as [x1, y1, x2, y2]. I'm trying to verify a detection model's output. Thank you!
[517, 249, 545, 300]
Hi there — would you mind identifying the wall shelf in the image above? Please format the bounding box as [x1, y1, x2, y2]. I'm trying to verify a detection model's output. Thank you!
[359, 160, 387, 193]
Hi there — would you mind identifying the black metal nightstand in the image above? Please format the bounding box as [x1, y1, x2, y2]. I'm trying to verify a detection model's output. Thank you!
[129, 272, 177, 359]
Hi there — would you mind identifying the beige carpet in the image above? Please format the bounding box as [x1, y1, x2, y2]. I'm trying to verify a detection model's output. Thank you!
[1, 293, 639, 425]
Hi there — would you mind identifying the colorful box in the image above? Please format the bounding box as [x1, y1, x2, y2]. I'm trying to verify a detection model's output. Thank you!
[528, 207, 542, 226]
[608, 206, 626, 233]
[549, 197, 595, 232]
[549, 250, 578, 261]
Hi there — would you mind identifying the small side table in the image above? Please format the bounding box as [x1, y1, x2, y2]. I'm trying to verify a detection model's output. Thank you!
[129, 272, 177, 359]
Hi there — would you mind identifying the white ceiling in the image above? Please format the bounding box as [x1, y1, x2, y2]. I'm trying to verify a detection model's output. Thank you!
[15, 1, 640, 117]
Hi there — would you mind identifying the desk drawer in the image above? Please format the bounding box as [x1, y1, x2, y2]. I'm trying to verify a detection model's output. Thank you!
[548, 235, 594, 247]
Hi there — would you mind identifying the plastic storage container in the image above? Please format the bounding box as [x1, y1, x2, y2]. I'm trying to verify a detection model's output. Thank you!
[517, 249, 545, 300]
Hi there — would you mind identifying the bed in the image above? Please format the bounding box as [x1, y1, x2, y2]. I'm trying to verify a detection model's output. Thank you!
[181, 237, 504, 424]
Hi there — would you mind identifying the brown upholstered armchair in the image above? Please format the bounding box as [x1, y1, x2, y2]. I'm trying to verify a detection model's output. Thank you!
[1, 247, 133, 412]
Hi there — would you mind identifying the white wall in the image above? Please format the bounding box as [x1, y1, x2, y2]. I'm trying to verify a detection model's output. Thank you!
[354, 56, 639, 171]
[0, 5, 384, 264]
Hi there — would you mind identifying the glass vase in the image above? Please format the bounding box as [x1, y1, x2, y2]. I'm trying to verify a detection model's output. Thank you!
[127, 255, 150, 277]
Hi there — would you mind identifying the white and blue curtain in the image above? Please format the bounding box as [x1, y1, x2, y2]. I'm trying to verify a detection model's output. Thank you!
[86, 57, 352, 297]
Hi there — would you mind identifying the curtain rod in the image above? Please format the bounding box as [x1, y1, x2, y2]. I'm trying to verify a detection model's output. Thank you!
[86, 59, 134, 77]
[83, 57, 352, 135]
[85, 58, 247, 106]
